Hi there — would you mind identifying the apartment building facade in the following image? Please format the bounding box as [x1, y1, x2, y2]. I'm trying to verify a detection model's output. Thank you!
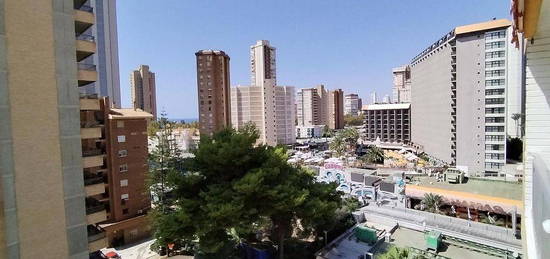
[327, 89, 345, 129]
[296, 85, 344, 130]
[363, 103, 411, 144]
[511, 0, 550, 257]
[195, 50, 231, 136]
[392, 65, 412, 103]
[410, 19, 522, 176]
[101, 108, 153, 247]
[0, 0, 119, 257]
[344, 93, 362, 116]
[79, 0, 121, 108]
[131, 65, 157, 120]
[231, 40, 295, 145]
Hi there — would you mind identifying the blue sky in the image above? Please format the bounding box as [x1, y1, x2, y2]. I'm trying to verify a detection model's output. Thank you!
[117, 0, 510, 119]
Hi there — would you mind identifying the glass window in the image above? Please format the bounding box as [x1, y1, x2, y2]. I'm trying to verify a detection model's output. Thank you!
[121, 193, 129, 200]
[485, 60, 505, 68]
[485, 126, 504, 132]
[485, 51, 505, 59]
[117, 121, 124, 128]
[120, 179, 128, 187]
[117, 135, 126, 143]
[485, 70, 505, 77]
[485, 107, 505, 114]
[485, 41, 505, 49]
[118, 150, 127, 157]
[486, 98, 505, 104]
[485, 79, 505, 86]
[119, 164, 128, 172]
[485, 117, 505, 123]
[485, 89, 505, 95]
[485, 30, 506, 40]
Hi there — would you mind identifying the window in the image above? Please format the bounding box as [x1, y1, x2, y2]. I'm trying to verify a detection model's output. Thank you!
[486, 79, 505, 86]
[485, 153, 505, 159]
[120, 179, 128, 187]
[485, 107, 505, 114]
[123, 208, 129, 215]
[485, 30, 506, 40]
[485, 117, 505, 123]
[485, 89, 505, 95]
[486, 135, 505, 141]
[485, 126, 504, 132]
[485, 144, 505, 150]
[486, 98, 505, 104]
[485, 41, 505, 49]
[117, 135, 126, 143]
[485, 50, 505, 59]
[119, 164, 128, 172]
[118, 150, 127, 157]
[485, 60, 505, 68]
[485, 70, 505, 77]
[121, 193, 129, 200]
[485, 162, 504, 169]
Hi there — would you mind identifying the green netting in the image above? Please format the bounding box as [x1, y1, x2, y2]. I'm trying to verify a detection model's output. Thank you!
[354, 225, 377, 244]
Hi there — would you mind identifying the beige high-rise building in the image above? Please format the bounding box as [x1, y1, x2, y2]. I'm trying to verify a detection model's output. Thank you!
[392, 65, 412, 103]
[195, 50, 231, 136]
[296, 85, 344, 129]
[130, 65, 157, 120]
[0, 0, 114, 257]
[231, 40, 295, 145]
[344, 93, 362, 116]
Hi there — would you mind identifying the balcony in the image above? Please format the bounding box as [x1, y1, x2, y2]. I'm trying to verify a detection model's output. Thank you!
[77, 63, 97, 86]
[87, 225, 107, 252]
[86, 198, 106, 224]
[74, 6, 94, 35]
[80, 95, 100, 110]
[81, 127, 101, 139]
[76, 34, 96, 62]
[82, 149, 104, 168]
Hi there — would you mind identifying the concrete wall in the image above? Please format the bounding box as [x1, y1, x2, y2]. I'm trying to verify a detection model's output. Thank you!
[411, 43, 453, 164]
[523, 0, 550, 256]
[1, 0, 88, 258]
[455, 33, 486, 174]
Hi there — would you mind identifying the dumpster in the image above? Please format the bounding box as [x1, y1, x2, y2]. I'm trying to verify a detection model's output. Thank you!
[425, 230, 442, 252]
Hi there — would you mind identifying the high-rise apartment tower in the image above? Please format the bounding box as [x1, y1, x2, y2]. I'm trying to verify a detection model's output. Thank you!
[130, 65, 157, 120]
[410, 19, 522, 176]
[196, 50, 231, 136]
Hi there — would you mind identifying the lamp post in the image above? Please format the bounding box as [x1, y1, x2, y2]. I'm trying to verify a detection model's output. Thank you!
[323, 230, 328, 247]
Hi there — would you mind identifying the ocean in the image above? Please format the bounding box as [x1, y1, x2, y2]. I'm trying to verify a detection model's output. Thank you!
[169, 118, 198, 123]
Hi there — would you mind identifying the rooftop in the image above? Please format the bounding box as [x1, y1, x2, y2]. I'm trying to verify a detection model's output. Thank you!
[109, 108, 153, 120]
[455, 19, 511, 35]
[410, 176, 522, 201]
[362, 103, 410, 111]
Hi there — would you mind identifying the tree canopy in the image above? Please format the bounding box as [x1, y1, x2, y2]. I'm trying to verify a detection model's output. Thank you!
[150, 125, 343, 258]
[344, 114, 365, 127]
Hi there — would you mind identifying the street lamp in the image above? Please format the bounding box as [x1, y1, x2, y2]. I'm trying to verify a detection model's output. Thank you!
[323, 230, 328, 246]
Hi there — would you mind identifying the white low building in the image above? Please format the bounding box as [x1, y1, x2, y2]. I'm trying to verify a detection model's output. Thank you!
[296, 125, 324, 139]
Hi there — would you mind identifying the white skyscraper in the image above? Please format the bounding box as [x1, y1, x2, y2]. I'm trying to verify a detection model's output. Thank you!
[80, 0, 121, 108]
[383, 94, 390, 104]
[371, 92, 377, 104]
[232, 40, 295, 145]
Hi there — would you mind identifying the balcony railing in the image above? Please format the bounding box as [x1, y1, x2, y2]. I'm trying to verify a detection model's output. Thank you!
[78, 63, 96, 71]
[86, 203, 105, 215]
[84, 175, 104, 186]
[87, 225, 106, 242]
[76, 34, 95, 42]
[82, 149, 102, 157]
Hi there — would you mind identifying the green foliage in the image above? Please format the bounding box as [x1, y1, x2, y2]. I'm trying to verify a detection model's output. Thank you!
[150, 124, 342, 258]
[422, 193, 443, 213]
[329, 128, 359, 157]
[362, 146, 384, 164]
[344, 114, 365, 126]
[378, 246, 410, 259]
[322, 125, 334, 138]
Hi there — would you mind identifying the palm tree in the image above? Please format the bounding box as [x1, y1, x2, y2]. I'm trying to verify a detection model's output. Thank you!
[422, 193, 443, 213]
[365, 146, 384, 164]
[341, 127, 359, 153]
[378, 246, 409, 259]
[329, 134, 346, 157]
[511, 113, 522, 138]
